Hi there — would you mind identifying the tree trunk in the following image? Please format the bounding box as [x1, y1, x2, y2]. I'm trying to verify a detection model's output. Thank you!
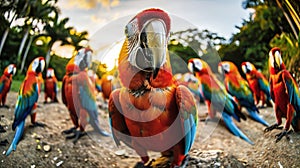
[45, 43, 53, 69]
[20, 35, 34, 73]
[0, 28, 10, 57]
[17, 27, 30, 65]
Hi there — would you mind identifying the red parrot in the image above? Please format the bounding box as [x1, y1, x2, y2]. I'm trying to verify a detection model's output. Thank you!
[264, 47, 300, 142]
[101, 74, 114, 101]
[174, 72, 204, 103]
[44, 68, 58, 103]
[62, 48, 109, 143]
[188, 58, 253, 144]
[241, 62, 274, 107]
[6, 57, 45, 156]
[108, 8, 198, 167]
[0, 64, 16, 108]
[218, 61, 269, 127]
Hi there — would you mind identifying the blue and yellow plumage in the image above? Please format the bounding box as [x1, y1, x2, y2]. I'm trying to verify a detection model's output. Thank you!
[6, 57, 45, 156]
[219, 61, 269, 127]
[188, 58, 253, 144]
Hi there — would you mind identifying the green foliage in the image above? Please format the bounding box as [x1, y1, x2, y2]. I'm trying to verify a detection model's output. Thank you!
[269, 32, 300, 82]
[10, 80, 23, 92]
[48, 55, 69, 81]
[218, 1, 296, 76]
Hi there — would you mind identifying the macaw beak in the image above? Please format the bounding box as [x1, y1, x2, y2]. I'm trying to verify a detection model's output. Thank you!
[139, 20, 167, 79]
[273, 51, 281, 70]
[36, 58, 45, 73]
[187, 62, 194, 74]
[78, 49, 92, 70]
[12, 67, 16, 75]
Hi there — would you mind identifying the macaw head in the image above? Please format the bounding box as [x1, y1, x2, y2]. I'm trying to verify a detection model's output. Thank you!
[46, 68, 55, 78]
[28, 57, 45, 74]
[125, 8, 171, 79]
[241, 62, 256, 74]
[188, 58, 211, 76]
[74, 47, 93, 71]
[4, 64, 16, 76]
[218, 61, 238, 75]
[269, 47, 285, 73]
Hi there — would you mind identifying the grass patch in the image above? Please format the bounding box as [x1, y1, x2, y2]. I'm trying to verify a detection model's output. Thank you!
[10, 80, 63, 93]
[11, 80, 23, 92]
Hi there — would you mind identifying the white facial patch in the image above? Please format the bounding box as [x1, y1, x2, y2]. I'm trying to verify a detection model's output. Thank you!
[194, 59, 203, 71]
[47, 69, 54, 77]
[222, 63, 230, 73]
[8, 64, 16, 75]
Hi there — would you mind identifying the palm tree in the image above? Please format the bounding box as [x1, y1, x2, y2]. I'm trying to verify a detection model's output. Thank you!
[0, 0, 29, 57]
[17, 0, 60, 73]
[69, 29, 89, 51]
[43, 15, 73, 67]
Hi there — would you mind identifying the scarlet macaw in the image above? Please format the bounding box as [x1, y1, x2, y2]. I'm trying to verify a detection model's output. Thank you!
[108, 8, 198, 167]
[62, 48, 109, 143]
[0, 64, 16, 108]
[264, 47, 300, 142]
[241, 62, 273, 107]
[174, 72, 204, 103]
[218, 61, 269, 126]
[44, 68, 58, 103]
[6, 57, 45, 156]
[188, 58, 253, 144]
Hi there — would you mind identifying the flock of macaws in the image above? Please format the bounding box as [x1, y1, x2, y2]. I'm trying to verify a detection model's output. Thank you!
[0, 8, 299, 167]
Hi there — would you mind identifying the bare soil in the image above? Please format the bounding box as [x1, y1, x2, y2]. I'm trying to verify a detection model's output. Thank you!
[0, 91, 299, 168]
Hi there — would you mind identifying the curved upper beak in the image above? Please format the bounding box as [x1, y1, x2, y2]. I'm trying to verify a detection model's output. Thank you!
[36, 58, 45, 73]
[141, 20, 167, 79]
[273, 51, 281, 70]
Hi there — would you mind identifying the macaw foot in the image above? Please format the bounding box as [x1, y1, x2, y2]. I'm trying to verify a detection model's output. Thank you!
[0, 105, 10, 109]
[0, 139, 8, 146]
[31, 122, 46, 127]
[264, 123, 283, 132]
[275, 130, 293, 143]
[62, 127, 77, 134]
[65, 130, 87, 144]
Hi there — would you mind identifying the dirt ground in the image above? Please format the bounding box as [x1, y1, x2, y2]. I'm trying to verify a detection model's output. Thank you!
[0, 91, 299, 168]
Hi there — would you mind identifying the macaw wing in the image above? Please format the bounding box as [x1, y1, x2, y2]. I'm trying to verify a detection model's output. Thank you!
[228, 79, 255, 108]
[258, 77, 271, 98]
[175, 85, 198, 155]
[0, 79, 4, 93]
[13, 81, 39, 130]
[79, 84, 98, 120]
[108, 89, 132, 147]
[282, 70, 300, 112]
[54, 80, 58, 94]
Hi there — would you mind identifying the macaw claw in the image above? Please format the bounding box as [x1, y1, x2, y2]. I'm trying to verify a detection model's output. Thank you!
[65, 130, 87, 144]
[0, 105, 10, 109]
[0, 139, 8, 146]
[264, 123, 282, 132]
[31, 122, 46, 127]
[62, 127, 77, 134]
[275, 130, 293, 143]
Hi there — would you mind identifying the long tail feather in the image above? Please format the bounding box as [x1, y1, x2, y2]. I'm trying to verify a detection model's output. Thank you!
[6, 121, 25, 156]
[222, 112, 254, 145]
[246, 108, 269, 127]
[90, 118, 111, 137]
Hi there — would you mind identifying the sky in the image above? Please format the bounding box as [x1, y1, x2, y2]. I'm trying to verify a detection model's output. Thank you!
[55, 0, 251, 69]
